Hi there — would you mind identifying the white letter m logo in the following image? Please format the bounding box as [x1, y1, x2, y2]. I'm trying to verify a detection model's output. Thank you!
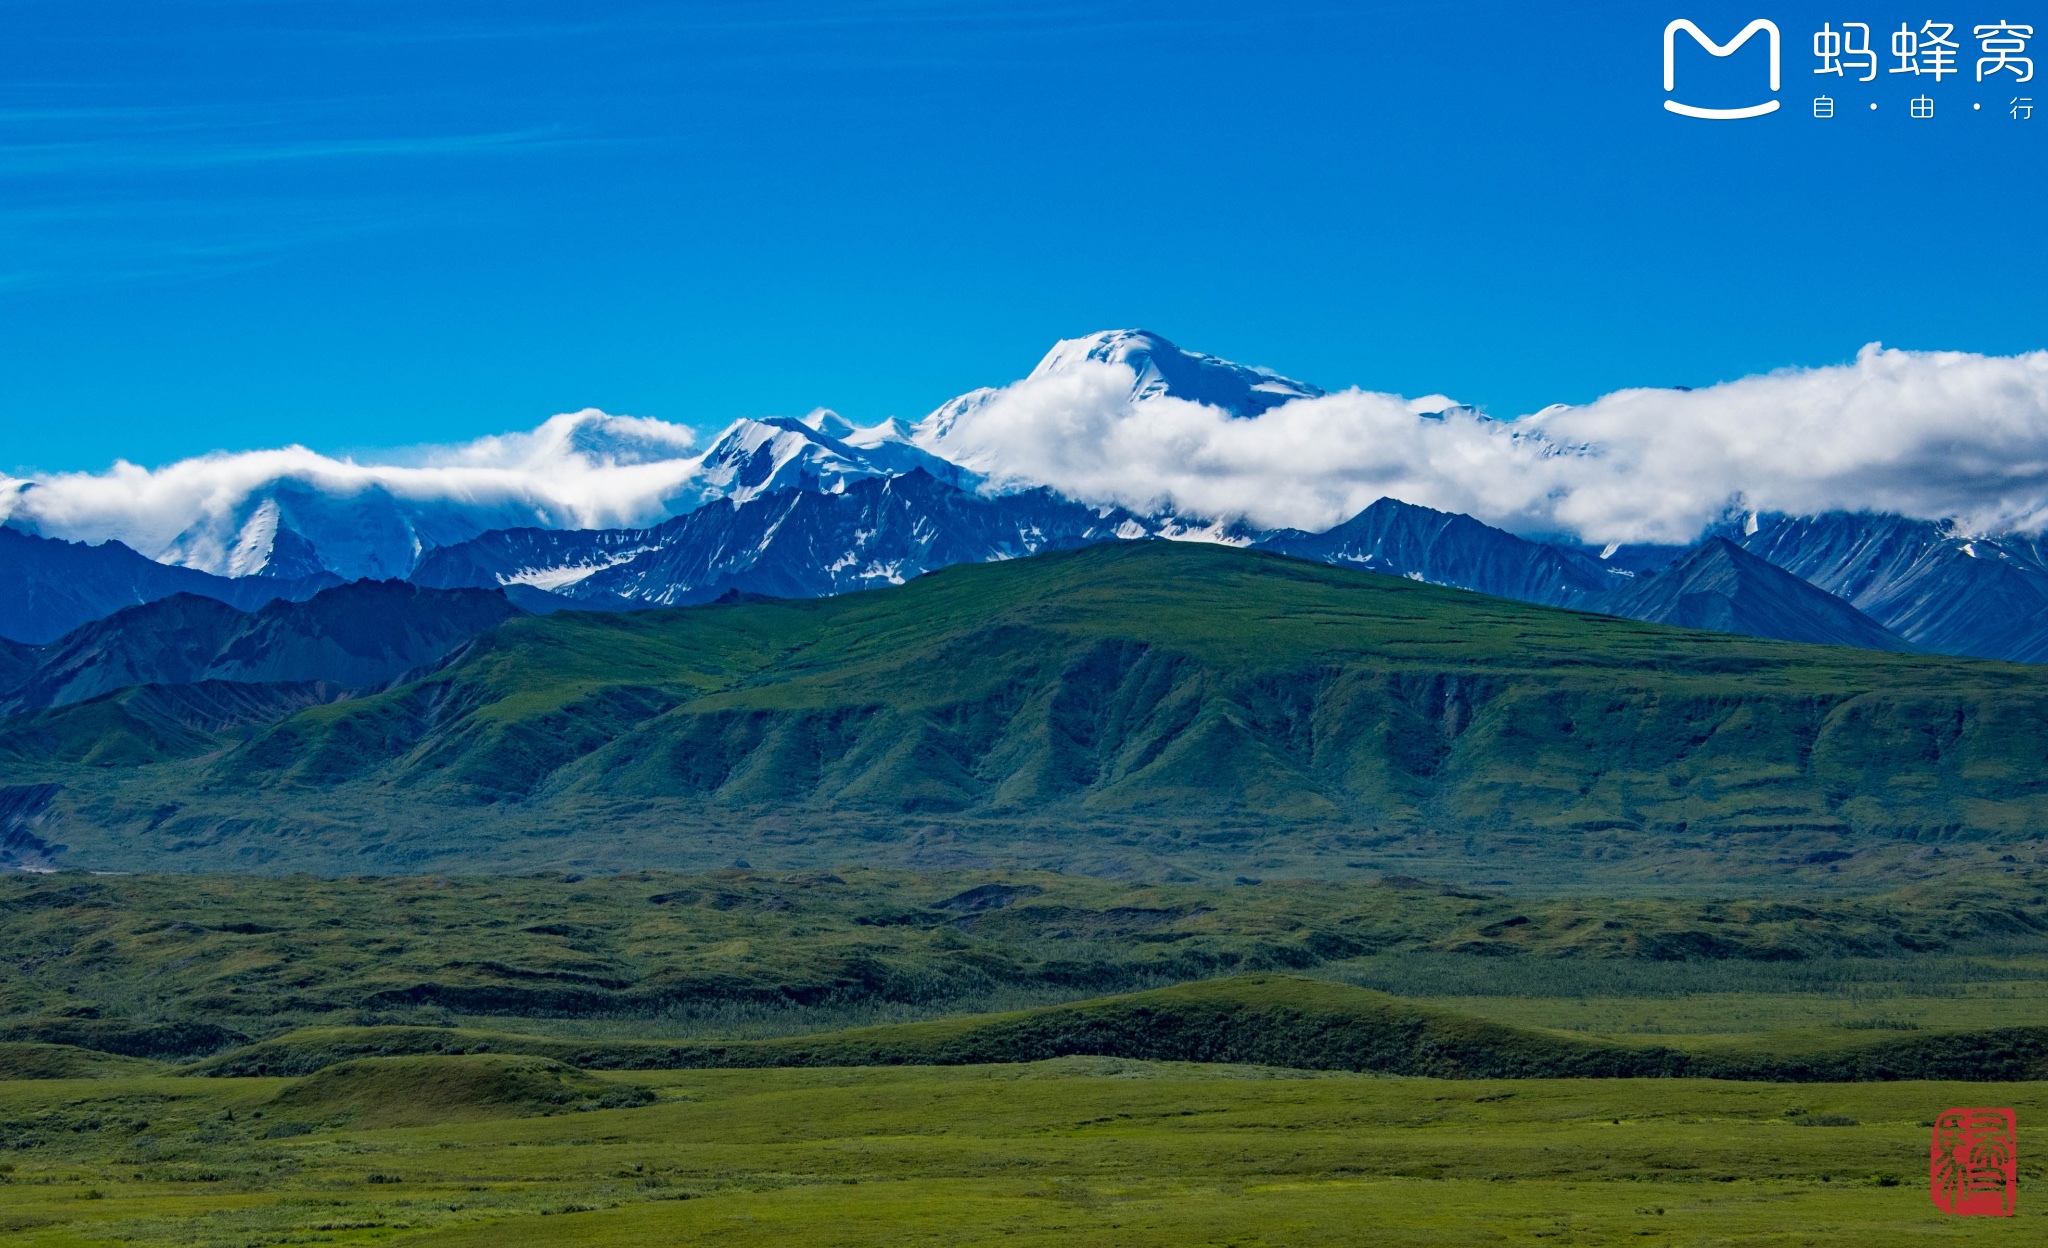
[1664, 19, 1782, 118]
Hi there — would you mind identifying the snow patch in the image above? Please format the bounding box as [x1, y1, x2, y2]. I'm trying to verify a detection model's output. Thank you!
[500, 548, 656, 591]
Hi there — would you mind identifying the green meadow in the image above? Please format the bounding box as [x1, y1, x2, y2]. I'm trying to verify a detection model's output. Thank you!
[1, 1060, 2043, 1247]
[5, 864, 2048, 1242]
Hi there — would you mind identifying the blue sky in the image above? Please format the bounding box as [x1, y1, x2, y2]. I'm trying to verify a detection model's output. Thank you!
[1, 0, 2043, 474]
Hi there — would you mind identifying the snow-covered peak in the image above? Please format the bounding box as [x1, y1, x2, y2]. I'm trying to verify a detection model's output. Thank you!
[913, 387, 1000, 444]
[839, 415, 918, 450]
[906, 330, 1327, 478]
[690, 415, 972, 507]
[1027, 329, 1325, 417]
[222, 497, 284, 578]
[694, 417, 863, 503]
[1, 329, 1345, 582]
[799, 409, 858, 440]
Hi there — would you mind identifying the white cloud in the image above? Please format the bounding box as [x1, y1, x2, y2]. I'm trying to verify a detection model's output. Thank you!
[9, 342, 2048, 576]
[916, 342, 2048, 543]
[1532, 344, 2048, 542]
[0, 410, 709, 572]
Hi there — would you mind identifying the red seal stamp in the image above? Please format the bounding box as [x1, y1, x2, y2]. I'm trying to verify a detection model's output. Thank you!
[1929, 1107, 2016, 1216]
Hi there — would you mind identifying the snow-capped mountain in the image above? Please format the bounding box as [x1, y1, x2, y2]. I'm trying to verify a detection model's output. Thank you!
[123, 329, 1303, 588]
[0, 329, 1345, 588]
[11, 329, 2048, 666]
[413, 469, 1157, 609]
[1733, 513, 2048, 660]
[1025, 328, 1325, 416]
[0, 404, 973, 584]
[909, 328, 1325, 458]
[137, 411, 960, 583]
[685, 412, 974, 508]
[161, 485, 550, 583]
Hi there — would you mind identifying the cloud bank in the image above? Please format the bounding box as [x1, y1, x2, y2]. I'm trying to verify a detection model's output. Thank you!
[7, 341, 2048, 575]
[919, 342, 2048, 543]
[0, 411, 709, 571]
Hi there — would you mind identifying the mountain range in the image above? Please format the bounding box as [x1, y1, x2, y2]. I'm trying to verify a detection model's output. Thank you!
[5, 329, 2048, 666]
[1602, 539, 1913, 653]
[5, 541, 2045, 886]
[1733, 512, 2048, 660]
[0, 581, 522, 717]
[410, 470, 1160, 610]
[0, 525, 341, 645]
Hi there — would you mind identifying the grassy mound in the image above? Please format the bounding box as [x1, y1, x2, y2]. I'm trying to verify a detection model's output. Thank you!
[183, 1026, 610, 1077]
[186, 975, 2048, 1083]
[0, 1015, 247, 1060]
[721, 976, 1670, 1077]
[264, 1054, 655, 1128]
[726, 977, 2048, 1082]
[0, 1041, 165, 1080]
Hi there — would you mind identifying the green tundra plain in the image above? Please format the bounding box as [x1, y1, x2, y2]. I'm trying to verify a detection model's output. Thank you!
[4, 866, 2048, 1244]
[5, 1060, 2048, 1248]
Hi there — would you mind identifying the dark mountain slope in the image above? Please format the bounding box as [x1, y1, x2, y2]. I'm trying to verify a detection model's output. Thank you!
[9, 541, 2048, 879]
[1602, 538, 1913, 652]
[201, 580, 522, 686]
[1736, 512, 2048, 659]
[410, 484, 1981, 665]
[0, 637, 35, 691]
[1, 580, 523, 713]
[409, 524, 664, 601]
[1256, 497, 1623, 608]
[3, 595, 250, 712]
[0, 527, 340, 645]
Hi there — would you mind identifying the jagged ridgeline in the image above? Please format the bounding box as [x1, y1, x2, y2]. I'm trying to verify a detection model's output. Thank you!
[5, 541, 2048, 882]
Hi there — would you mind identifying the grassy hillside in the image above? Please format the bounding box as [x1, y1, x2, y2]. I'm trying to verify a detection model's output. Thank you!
[9, 868, 2048, 1051]
[8, 542, 2048, 883]
[175, 975, 2048, 1084]
[0, 1041, 162, 1080]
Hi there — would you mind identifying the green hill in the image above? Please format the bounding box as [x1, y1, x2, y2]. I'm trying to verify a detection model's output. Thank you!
[262, 1053, 654, 1126]
[0, 1040, 164, 1080]
[9, 541, 2048, 884]
[183, 975, 2048, 1084]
